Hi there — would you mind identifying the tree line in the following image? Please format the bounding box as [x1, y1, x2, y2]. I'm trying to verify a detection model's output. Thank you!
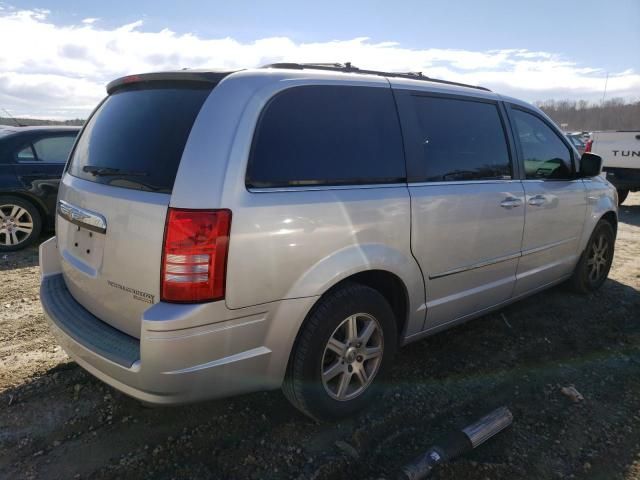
[0, 117, 84, 127]
[537, 98, 640, 132]
[2, 98, 639, 132]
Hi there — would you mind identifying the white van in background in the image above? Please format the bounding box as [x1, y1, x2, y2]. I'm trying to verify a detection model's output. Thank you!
[589, 131, 640, 204]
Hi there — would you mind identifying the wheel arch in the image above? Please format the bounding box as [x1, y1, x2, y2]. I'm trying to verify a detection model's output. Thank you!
[578, 182, 618, 254]
[318, 269, 410, 342]
[282, 243, 425, 340]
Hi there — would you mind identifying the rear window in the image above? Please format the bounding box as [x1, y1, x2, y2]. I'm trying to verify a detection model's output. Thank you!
[246, 85, 405, 188]
[68, 84, 212, 193]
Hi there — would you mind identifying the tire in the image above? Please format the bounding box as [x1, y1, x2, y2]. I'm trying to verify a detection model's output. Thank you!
[569, 219, 615, 293]
[0, 196, 42, 251]
[617, 189, 629, 206]
[283, 282, 398, 421]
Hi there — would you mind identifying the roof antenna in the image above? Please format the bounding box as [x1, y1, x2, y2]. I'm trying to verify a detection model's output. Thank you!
[2, 108, 24, 127]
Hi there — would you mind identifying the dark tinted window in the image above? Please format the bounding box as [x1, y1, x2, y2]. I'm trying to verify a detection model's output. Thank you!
[247, 85, 405, 188]
[16, 145, 36, 161]
[33, 136, 76, 163]
[68, 84, 212, 193]
[512, 109, 573, 180]
[408, 96, 511, 181]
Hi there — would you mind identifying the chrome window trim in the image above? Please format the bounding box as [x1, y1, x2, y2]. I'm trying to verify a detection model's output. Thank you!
[520, 179, 583, 183]
[248, 180, 524, 192]
[247, 182, 408, 193]
[409, 179, 520, 187]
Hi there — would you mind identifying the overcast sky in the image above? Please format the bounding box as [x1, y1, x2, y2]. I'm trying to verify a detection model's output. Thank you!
[1, 1, 639, 119]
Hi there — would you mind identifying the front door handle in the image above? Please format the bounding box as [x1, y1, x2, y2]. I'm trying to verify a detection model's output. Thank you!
[500, 197, 522, 209]
[528, 194, 546, 206]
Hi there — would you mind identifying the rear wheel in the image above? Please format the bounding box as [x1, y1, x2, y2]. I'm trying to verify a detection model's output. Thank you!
[569, 219, 615, 293]
[0, 196, 42, 251]
[283, 282, 397, 421]
[617, 189, 629, 206]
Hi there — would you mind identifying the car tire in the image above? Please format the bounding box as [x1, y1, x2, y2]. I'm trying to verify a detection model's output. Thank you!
[283, 282, 398, 421]
[0, 196, 42, 252]
[617, 189, 629, 206]
[569, 219, 615, 293]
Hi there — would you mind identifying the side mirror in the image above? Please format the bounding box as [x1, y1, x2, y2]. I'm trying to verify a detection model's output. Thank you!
[580, 152, 603, 177]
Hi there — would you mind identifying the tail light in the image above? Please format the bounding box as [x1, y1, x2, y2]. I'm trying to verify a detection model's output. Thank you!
[585, 139, 593, 153]
[161, 208, 231, 303]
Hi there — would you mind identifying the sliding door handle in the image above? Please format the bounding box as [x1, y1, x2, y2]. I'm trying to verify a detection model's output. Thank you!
[500, 197, 522, 209]
[528, 195, 546, 206]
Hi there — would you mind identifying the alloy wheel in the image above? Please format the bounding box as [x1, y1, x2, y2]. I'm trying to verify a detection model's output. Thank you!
[0, 204, 34, 247]
[321, 313, 384, 401]
[586, 233, 611, 284]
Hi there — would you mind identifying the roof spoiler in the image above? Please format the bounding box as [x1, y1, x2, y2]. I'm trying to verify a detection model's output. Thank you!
[106, 71, 234, 95]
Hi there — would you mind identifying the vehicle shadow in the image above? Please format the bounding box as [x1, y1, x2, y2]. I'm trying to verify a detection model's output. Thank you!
[1, 278, 639, 480]
[619, 203, 640, 227]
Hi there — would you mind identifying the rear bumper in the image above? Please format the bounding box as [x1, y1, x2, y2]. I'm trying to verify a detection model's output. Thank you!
[603, 167, 640, 191]
[39, 237, 317, 405]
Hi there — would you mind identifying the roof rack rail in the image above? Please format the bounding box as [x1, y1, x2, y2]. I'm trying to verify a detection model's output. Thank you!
[261, 62, 491, 92]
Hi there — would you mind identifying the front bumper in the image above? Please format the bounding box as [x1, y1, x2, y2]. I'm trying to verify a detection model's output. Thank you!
[39, 237, 317, 404]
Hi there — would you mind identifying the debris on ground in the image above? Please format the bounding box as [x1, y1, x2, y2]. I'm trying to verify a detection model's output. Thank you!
[560, 385, 584, 403]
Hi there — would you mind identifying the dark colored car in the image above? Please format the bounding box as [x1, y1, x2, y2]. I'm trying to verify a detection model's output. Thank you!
[0, 125, 80, 251]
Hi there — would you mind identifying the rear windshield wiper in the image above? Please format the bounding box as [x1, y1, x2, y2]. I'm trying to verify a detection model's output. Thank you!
[82, 165, 149, 177]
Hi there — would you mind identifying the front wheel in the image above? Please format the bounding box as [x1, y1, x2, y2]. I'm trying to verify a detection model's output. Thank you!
[283, 282, 397, 421]
[569, 219, 615, 293]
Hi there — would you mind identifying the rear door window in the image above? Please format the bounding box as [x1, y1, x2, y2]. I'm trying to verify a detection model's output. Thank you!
[33, 136, 76, 163]
[68, 84, 213, 193]
[246, 85, 405, 188]
[16, 145, 36, 162]
[398, 94, 512, 182]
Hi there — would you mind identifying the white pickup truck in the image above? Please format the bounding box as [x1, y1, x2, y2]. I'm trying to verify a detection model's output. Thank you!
[589, 131, 640, 205]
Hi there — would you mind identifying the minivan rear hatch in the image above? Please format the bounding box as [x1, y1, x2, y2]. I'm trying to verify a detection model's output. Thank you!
[57, 71, 231, 338]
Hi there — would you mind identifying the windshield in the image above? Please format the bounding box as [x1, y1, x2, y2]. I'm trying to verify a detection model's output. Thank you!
[67, 83, 212, 193]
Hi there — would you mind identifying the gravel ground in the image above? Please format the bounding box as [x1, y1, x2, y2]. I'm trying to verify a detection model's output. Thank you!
[1, 193, 639, 480]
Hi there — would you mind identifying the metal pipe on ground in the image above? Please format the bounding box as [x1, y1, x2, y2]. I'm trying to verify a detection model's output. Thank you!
[397, 406, 514, 480]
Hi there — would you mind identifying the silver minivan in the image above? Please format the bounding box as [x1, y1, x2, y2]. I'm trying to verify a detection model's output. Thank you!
[40, 64, 617, 420]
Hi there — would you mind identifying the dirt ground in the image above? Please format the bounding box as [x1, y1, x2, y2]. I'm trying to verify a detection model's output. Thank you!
[1, 194, 639, 480]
